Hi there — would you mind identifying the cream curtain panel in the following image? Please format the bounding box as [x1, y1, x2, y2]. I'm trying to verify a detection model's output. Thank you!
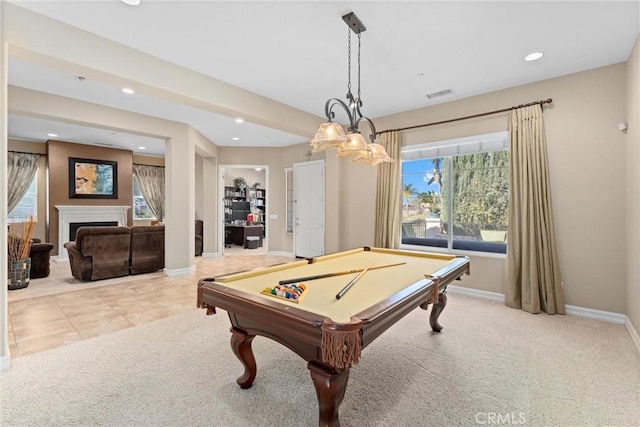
[505, 105, 565, 314]
[374, 131, 402, 248]
[133, 164, 165, 222]
[7, 152, 40, 214]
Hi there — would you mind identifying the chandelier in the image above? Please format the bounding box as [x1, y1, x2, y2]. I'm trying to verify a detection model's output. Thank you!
[310, 12, 393, 166]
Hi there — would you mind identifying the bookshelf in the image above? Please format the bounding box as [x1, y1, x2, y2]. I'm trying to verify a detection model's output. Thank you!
[224, 186, 266, 234]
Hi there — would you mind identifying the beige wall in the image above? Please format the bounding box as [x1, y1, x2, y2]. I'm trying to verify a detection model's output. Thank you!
[47, 140, 134, 255]
[9, 86, 210, 272]
[133, 154, 164, 167]
[218, 144, 337, 254]
[1, 2, 9, 367]
[219, 147, 287, 252]
[189, 127, 218, 254]
[224, 167, 266, 189]
[626, 36, 640, 333]
[279, 145, 343, 254]
[3, 0, 636, 319]
[7, 62, 635, 317]
[344, 63, 629, 314]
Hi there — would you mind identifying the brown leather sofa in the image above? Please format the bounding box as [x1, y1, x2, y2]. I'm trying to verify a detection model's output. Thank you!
[29, 241, 54, 279]
[64, 225, 167, 281]
[64, 226, 132, 281]
[130, 225, 165, 275]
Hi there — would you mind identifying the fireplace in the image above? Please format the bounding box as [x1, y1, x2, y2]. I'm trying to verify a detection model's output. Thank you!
[55, 205, 130, 262]
[69, 221, 118, 241]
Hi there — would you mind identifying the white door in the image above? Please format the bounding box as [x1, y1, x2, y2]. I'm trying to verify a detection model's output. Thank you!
[294, 160, 325, 258]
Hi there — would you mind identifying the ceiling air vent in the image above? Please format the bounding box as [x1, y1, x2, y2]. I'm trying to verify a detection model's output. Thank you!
[93, 142, 113, 147]
[426, 89, 453, 99]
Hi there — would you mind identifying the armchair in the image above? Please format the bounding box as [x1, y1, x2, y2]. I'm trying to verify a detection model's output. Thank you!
[29, 242, 54, 279]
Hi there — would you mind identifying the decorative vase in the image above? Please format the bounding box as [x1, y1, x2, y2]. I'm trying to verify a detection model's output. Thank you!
[8, 258, 31, 290]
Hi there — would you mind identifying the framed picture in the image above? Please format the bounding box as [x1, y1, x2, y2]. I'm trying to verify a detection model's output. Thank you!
[68, 157, 118, 199]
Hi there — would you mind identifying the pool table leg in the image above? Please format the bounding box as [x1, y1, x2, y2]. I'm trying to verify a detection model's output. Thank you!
[308, 362, 350, 427]
[429, 291, 447, 332]
[230, 328, 257, 389]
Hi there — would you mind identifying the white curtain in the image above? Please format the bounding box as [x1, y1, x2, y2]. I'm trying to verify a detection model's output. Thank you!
[505, 105, 565, 314]
[7, 152, 40, 214]
[374, 131, 402, 248]
[133, 164, 165, 222]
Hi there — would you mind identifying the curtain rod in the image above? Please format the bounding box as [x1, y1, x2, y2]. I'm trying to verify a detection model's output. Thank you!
[377, 98, 553, 135]
[8, 150, 46, 156]
[133, 163, 164, 167]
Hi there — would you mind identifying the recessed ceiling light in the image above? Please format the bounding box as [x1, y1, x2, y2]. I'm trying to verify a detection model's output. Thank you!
[47, 133, 58, 137]
[524, 52, 543, 62]
[255, 168, 261, 172]
[121, 87, 135, 94]
[138, 146, 147, 150]
[235, 118, 244, 124]
[232, 137, 240, 141]
[121, 0, 141, 5]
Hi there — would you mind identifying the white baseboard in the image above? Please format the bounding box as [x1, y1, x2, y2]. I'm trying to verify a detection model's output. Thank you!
[51, 255, 68, 263]
[164, 265, 196, 276]
[625, 318, 640, 352]
[0, 353, 10, 371]
[267, 251, 294, 258]
[448, 285, 504, 303]
[565, 304, 626, 324]
[448, 284, 626, 322]
[202, 252, 220, 258]
[447, 284, 639, 352]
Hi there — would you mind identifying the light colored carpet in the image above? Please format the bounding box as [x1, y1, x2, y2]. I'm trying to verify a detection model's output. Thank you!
[1, 294, 638, 426]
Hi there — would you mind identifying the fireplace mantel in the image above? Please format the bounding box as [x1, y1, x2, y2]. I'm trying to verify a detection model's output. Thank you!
[55, 205, 130, 262]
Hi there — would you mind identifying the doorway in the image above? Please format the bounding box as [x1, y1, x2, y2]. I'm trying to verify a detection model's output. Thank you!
[219, 164, 268, 256]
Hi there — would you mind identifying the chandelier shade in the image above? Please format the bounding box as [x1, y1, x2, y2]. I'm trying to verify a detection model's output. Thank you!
[351, 143, 394, 165]
[336, 133, 368, 157]
[310, 11, 394, 166]
[310, 122, 349, 153]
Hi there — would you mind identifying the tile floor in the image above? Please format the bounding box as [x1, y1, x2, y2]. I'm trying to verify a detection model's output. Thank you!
[7, 246, 292, 358]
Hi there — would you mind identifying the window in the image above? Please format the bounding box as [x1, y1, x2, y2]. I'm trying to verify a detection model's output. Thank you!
[133, 175, 156, 220]
[8, 174, 37, 222]
[401, 132, 509, 254]
[285, 168, 293, 234]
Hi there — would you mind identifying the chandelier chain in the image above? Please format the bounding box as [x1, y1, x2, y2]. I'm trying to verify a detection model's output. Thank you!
[357, 33, 362, 101]
[347, 28, 352, 95]
[310, 12, 393, 164]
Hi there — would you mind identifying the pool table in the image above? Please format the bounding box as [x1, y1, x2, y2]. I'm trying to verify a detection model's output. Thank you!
[197, 247, 470, 427]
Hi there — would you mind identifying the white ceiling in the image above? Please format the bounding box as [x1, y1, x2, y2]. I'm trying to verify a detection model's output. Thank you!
[6, 1, 640, 156]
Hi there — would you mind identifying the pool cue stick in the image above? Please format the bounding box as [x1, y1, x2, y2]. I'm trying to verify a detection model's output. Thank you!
[278, 262, 406, 285]
[335, 259, 377, 300]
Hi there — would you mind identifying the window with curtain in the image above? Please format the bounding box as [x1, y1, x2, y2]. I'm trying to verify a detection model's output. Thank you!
[133, 175, 156, 220]
[400, 131, 509, 254]
[7, 174, 37, 222]
[132, 164, 165, 222]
